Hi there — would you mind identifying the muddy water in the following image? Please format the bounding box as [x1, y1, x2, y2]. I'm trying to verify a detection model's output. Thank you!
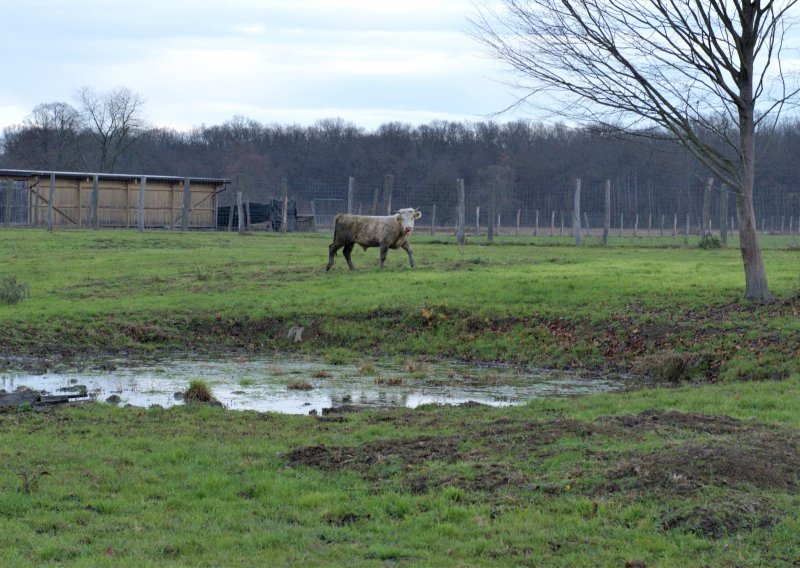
[0, 356, 625, 414]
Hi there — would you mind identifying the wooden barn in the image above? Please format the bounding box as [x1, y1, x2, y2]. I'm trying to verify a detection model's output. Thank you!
[0, 169, 230, 229]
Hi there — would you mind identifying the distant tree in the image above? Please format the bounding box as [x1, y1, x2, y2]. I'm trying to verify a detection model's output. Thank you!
[472, 0, 800, 302]
[2, 102, 83, 170]
[77, 86, 146, 172]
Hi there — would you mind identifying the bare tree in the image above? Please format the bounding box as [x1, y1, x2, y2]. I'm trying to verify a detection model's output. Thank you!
[77, 86, 146, 172]
[2, 102, 83, 170]
[472, 0, 800, 302]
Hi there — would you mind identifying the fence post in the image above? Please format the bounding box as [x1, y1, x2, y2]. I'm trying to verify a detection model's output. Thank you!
[534, 210, 539, 236]
[182, 177, 191, 231]
[47, 173, 55, 231]
[702, 177, 713, 238]
[573, 178, 582, 246]
[685, 211, 691, 243]
[550, 210, 555, 237]
[719, 184, 728, 245]
[384, 174, 394, 215]
[310, 200, 317, 232]
[619, 212, 624, 238]
[475, 206, 480, 236]
[560, 211, 564, 236]
[237, 191, 245, 235]
[488, 182, 496, 242]
[431, 203, 436, 236]
[456, 178, 466, 245]
[660, 214, 665, 237]
[347, 176, 355, 215]
[245, 198, 251, 230]
[603, 179, 611, 245]
[281, 178, 288, 233]
[634, 214, 639, 237]
[137, 177, 146, 232]
[583, 212, 589, 233]
[91, 175, 100, 229]
[4, 180, 11, 228]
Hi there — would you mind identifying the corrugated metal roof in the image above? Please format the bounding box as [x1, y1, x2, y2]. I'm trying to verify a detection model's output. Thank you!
[0, 168, 231, 185]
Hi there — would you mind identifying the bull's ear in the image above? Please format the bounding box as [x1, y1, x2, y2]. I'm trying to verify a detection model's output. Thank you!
[413, 209, 422, 220]
[395, 213, 402, 222]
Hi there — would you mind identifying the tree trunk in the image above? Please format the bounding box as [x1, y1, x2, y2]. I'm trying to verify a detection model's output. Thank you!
[736, 190, 771, 302]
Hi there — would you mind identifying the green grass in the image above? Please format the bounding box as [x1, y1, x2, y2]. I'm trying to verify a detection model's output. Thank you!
[1, 229, 800, 565]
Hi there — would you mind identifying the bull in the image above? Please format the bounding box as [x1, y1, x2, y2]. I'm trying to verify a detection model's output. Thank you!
[326, 208, 422, 270]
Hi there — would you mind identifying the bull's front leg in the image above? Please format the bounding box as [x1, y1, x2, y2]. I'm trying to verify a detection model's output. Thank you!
[379, 243, 389, 268]
[326, 242, 341, 271]
[402, 242, 416, 268]
[343, 243, 356, 270]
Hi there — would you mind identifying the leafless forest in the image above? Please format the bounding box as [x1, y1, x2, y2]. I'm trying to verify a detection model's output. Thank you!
[3, 111, 800, 233]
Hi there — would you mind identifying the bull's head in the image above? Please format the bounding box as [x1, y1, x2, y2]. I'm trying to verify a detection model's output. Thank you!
[395, 208, 422, 234]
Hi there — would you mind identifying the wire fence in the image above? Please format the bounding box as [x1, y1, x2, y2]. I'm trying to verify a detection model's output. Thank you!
[216, 173, 800, 238]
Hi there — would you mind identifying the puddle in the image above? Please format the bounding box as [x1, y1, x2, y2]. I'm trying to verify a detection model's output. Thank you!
[0, 356, 625, 414]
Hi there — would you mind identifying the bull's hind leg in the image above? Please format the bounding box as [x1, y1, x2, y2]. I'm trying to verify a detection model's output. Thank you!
[402, 242, 416, 268]
[326, 242, 341, 271]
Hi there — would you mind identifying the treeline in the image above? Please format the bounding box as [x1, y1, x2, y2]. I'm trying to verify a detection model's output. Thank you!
[2, 101, 800, 225]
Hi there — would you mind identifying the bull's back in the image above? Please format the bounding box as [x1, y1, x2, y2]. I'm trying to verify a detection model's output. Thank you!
[333, 214, 398, 247]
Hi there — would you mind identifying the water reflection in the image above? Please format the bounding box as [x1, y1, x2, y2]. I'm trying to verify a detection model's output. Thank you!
[0, 356, 624, 415]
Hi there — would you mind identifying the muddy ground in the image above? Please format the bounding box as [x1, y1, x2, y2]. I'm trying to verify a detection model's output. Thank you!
[287, 408, 800, 539]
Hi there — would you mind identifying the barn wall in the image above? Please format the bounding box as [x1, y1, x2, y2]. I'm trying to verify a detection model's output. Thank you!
[16, 175, 221, 228]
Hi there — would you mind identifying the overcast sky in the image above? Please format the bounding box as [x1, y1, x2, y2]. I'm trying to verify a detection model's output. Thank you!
[0, 0, 522, 132]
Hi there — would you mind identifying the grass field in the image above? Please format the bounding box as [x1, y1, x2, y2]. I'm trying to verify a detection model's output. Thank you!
[1, 229, 799, 566]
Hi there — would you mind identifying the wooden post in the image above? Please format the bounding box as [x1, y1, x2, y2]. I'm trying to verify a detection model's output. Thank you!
[619, 212, 624, 238]
[47, 173, 55, 231]
[91, 175, 99, 229]
[227, 200, 234, 231]
[310, 200, 317, 232]
[634, 214, 639, 237]
[550, 210, 555, 237]
[583, 211, 590, 233]
[245, 198, 251, 230]
[647, 213, 652, 235]
[488, 184, 496, 242]
[138, 176, 146, 232]
[497, 213, 502, 236]
[371, 186, 380, 215]
[182, 177, 191, 231]
[33, 177, 40, 227]
[516, 208, 521, 236]
[719, 184, 728, 245]
[384, 174, 394, 215]
[673, 213, 677, 238]
[603, 180, 611, 245]
[4, 180, 11, 228]
[237, 191, 245, 235]
[281, 178, 288, 233]
[685, 211, 691, 242]
[430, 203, 436, 236]
[702, 177, 713, 238]
[347, 176, 355, 215]
[660, 214, 665, 237]
[534, 210, 539, 236]
[573, 178, 582, 246]
[475, 206, 480, 236]
[456, 178, 465, 245]
[559, 211, 564, 237]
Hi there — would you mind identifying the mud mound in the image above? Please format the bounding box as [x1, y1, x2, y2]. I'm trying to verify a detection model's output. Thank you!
[608, 432, 800, 494]
[598, 409, 749, 435]
[661, 497, 776, 539]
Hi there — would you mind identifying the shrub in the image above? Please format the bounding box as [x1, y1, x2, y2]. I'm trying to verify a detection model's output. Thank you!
[185, 380, 214, 403]
[0, 275, 30, 305]
[698, 234, 722, 249]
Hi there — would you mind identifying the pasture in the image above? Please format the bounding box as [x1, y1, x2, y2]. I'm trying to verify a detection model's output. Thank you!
[1, 229, 799, 566]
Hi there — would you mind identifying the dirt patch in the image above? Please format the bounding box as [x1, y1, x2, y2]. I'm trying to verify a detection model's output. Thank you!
[597, 409, 750, 435]
[286, 409, 800, 502]
[661, 496, 777, 539]
[607, 431, 800, 494]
